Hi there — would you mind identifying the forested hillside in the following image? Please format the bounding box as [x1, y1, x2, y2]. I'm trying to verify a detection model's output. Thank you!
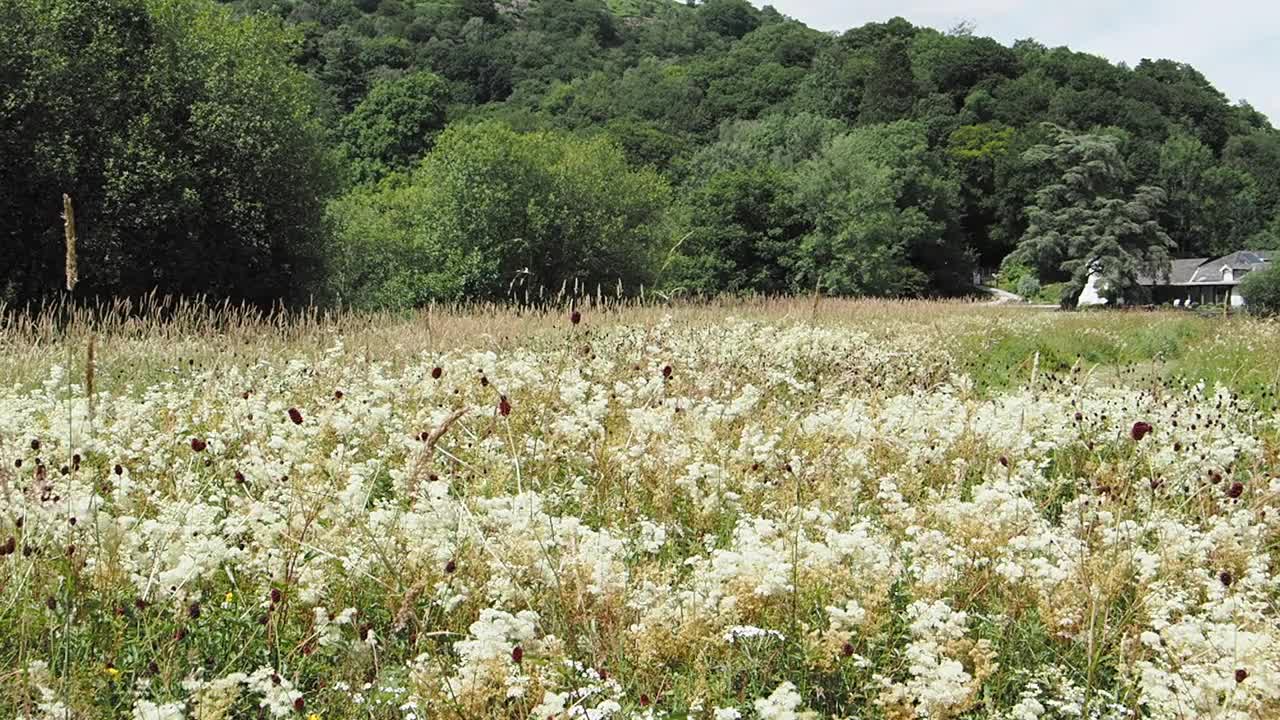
[4, 0, 1279, 307]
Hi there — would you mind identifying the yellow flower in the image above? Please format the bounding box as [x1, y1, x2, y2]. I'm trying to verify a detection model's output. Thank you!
[224, 591, 235, 604]
[104, 665, 121, 680]
[306, 714, 321, 720]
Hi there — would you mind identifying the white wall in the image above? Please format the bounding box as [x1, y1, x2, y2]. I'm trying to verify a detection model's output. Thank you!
[1078, 273, 1109, 306]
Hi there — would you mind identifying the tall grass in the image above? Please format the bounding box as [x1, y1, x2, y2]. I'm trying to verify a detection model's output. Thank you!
[4, 294, 1278, 407]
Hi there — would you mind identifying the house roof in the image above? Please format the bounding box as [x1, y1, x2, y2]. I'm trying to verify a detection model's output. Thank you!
[1186, 251, 1273, 284]
[1138, 258, 1207, 285]
[1137, 251, 1273, 286]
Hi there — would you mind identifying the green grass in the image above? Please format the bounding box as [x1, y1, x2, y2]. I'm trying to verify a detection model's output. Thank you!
[956, 312, 1258, 393]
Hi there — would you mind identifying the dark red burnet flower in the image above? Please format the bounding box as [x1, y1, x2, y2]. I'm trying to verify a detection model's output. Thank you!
[1227, 481, 1244, 499]
[334, 390, 344, 400]
[1237, 668, 1249, 683]
[1220, 570, 1234, 587]
[498, 395, 512, 417]
[431, 366, 443, 380]
[444, 559, 457, 574]
[510, 646, 523, 664]
[190, 437, 207, 453]
[570, 310, 581, 326]
[1130, 421, 1153, 441]
[661, 365, 673, 380]
[287, 407, 303, 425]
[293, 697, 305, 713]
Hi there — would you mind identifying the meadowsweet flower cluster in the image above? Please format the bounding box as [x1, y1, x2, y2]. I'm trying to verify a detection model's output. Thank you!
[2, 312, 1278, 719]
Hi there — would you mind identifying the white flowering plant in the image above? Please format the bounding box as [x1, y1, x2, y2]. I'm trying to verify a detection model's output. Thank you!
[1, 300, 1279, 719]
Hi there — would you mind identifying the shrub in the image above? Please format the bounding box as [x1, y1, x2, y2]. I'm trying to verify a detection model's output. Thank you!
[996, 258, 1035, 293]
[1239, 264, 1280, 315]
[1014, 275, 1041, 300]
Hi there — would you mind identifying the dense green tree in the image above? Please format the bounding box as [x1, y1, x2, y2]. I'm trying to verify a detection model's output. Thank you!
[909, 29, 1019, 107]
[0, 0, 338, 305]
[948, 122, 1015, 265]
[736, 18, 827, 67]
[989, 70, 1057, 127]
[1225, 130, 1280, 218]
[693, 36, 810, 125]
[669, 165, 806, 294]
[597, 117, 691, 174]
[791, 42, 871, 122]
[1249, 215, 1280, 249]
[841, 16, 917, 47]
[1129, 59, 1233, 151]
[1010, 126, 1174, 305]
[421, 18, 512, 105]
[457, 0, 496, 23]
[696, 0, 759, 39]
[858, 38, 917, 124]
[340, 70, 448, 182]
[683, 112, 846, 182]
[1155, 133, 1264, 256]
[313, 24, 410, 110]
[328, 122, 671, 307]
[1238, 263, 1280, 315]
[545, 61, 706, 135]
[5, 0, 1278, 306]
[792, 121, 970, 296]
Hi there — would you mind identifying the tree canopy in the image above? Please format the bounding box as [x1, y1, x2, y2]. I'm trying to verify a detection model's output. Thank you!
[1, 0, 338, 305]
[3, 0, 1278, 307]
[328, 122, 670, 308]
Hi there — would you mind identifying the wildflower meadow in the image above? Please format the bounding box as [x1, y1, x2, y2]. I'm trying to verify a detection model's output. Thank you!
[2, 298, 1279, 720]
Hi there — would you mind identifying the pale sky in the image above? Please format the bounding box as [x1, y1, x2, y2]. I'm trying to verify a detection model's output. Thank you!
[756, 0, 1278, 127]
